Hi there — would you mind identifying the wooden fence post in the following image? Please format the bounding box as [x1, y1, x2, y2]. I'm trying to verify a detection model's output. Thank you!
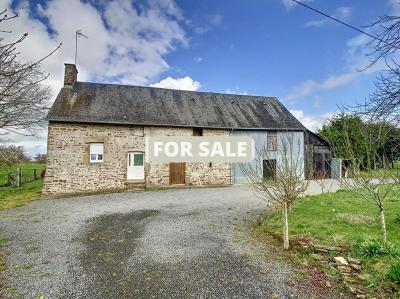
[16, 168, 21, 187]
[6, 173, 11, 186]
[33, 169, 37, 181]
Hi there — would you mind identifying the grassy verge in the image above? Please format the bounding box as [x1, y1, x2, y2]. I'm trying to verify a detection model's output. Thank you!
[0, 180, 43, 210]
[253, 186, 400, 297]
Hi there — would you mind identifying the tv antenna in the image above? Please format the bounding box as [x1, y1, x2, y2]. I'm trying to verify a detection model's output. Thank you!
[75, 29, 88, 65]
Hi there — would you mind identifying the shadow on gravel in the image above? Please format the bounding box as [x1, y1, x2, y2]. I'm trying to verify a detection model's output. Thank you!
[73, 209, 302, 298]
[78, 210, 160, 297]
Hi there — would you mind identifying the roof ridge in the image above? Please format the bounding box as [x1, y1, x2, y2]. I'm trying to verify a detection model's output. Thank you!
[75, 81, 277, 100]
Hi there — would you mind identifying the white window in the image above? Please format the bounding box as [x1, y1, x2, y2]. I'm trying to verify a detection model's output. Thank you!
[90, 143, 104, 163]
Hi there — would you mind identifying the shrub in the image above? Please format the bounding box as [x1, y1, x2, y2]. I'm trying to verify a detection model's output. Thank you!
[395, 214, 400, 225]
[385, 243, 400, 258]
[355, 239, 387, 258]
[388, 261, 400, 284]
[354, 238, 400, 259]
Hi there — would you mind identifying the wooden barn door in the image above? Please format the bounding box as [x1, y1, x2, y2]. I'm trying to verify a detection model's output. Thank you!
[169, 163, 185, 185]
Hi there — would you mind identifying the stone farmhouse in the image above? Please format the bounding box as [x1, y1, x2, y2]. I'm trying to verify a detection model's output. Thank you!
[43, 64, 330, 195]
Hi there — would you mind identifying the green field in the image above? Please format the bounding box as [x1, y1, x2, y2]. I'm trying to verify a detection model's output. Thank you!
[0, 162, 46, 186]
[0, 163, 45, 210]
[254, 186, 400, 295]
[0, 180, 43, 210]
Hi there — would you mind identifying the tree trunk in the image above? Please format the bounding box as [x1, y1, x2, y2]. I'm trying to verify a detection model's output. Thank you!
[380, 208, 387, 244]
[282, 202, 289, 250]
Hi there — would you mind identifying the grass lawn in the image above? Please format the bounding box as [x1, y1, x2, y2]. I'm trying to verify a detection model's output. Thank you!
[254, 186, 400, 296]
[0, 162, 46, 186]
[0, 180, 43, 210]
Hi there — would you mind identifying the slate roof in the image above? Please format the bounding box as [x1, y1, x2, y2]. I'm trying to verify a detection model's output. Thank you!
[47, 82, 306, 130]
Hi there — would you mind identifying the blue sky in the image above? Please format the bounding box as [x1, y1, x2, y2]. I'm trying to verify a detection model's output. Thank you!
[1, 0, 398, 155]
[163, 0, 392, 122]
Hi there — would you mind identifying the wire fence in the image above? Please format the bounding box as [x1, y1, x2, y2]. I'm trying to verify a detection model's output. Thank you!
[0, 164, 46, 187]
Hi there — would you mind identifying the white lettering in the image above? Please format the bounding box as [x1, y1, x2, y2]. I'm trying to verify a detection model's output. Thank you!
[181, 142, 193, 157]
[210, 142, 224, 157]
[237, 142, 247, 157]
[164, 141, 179, 157]
[225, 142, 235, 157]
[154, 141, 164, 157]
[199, 142, 210, 157]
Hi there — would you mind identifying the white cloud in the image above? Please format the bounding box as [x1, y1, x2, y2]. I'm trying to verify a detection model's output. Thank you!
[337, 6, 352, 18]
[290, 109, 335, 132]
[192, 13, 222, 34]
[285, 80, 318, 100]
[305, 6, 352, 28]
[210, 14, 222, 26]
[0, 0, 187, 96]
[224, 88, 248, 95]
[194, 56, 203, 63]
[281, 0, 313, 11]
[389, 0, 400, 15]
[304, 6, 352, 27]
[194, 26, 210, 35]
[2, 130, 48, 157]
[150, 76, 201, 91]
[285, 71, 358, 101]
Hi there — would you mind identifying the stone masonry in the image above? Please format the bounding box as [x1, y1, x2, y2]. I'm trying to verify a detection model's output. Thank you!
[43, 122, 231, 195]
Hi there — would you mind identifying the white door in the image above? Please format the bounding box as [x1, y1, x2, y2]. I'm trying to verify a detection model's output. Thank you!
[127, 152, 144, 180]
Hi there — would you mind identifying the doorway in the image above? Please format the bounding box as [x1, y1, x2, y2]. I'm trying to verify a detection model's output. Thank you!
[263, 159, 276, 179]
[127, 152, 144, 180]
[169, 163, 185, 185]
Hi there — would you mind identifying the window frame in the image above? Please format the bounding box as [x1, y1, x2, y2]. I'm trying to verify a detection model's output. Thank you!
[90, 143, 104, 163]
[266, 132, 277, 151]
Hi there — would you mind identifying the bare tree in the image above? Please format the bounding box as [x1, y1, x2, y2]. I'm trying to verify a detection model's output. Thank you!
[366, 15, 400, 68]
[339, 122, 395, 244]
[240, 131, 308, 250]
[0, 8, 61, 138]
[353, 14, 400, 123]
[0, 144, 29, 166]
[359, 63, 400, 123]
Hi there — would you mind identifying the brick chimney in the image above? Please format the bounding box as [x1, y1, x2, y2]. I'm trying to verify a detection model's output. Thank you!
[64, 63, 78, 87]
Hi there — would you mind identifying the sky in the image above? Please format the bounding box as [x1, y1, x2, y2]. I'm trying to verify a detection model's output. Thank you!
[0, 0, 398, 157]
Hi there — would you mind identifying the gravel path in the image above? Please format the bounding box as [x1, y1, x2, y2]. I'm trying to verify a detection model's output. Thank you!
[0, 185, 341, 298]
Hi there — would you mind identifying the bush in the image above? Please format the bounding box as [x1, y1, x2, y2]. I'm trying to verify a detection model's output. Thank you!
[355, 239, 387, 258]
[388, 261, 400, 284]
[385, 243, 400, 258]
[355, 238, 400, 259]
[395, 214, 400, 225]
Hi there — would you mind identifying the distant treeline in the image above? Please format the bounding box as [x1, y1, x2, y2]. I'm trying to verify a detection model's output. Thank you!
[0, 145, 46, 166]
[318, 115, 400, 170]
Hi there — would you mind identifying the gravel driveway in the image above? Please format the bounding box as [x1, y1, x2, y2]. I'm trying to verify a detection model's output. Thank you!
[0, 185, 340, 298]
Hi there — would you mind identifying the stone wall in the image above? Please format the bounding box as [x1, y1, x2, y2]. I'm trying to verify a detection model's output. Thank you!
[185, 129, 231, 186]
[43, 123, 231, 195]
